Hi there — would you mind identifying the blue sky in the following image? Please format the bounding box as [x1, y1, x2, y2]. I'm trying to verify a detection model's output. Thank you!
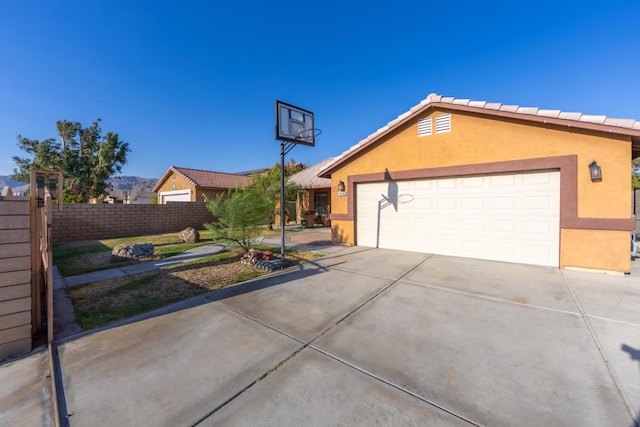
[1, 1, 639, 179]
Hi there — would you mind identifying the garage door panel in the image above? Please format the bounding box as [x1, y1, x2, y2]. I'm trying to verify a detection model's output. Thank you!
[436, 198, 458, 210]
[490, 220, 515, 233]
[522, 220, 554, 235]
[414, 180, 433, 190]
[522, 244, 554, 259]
[461, 219, 484, 231]
[388, 223, 414, 235]
[491, 197, 515, 210]
[436, 179, 456, 189]
[522, 196, 553, 209]
[490, 175, 516, 186]
[397, 181, 412, 191]
[436, 238, 458, 251]
[462, 197, 485, 209]
[356, 171, 560, 267]
[523, 171, 557, 185]
[436, 218, 457, 230]
[461, 176, 484, 187]
[462, 240, 484, 253]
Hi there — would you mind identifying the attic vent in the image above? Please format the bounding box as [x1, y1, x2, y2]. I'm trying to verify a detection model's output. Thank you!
[417, 118, 432, 137]
[435, 113, 452, 134]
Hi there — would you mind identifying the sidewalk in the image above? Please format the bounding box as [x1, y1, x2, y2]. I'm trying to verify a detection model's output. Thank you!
[258, 226, 349, 256]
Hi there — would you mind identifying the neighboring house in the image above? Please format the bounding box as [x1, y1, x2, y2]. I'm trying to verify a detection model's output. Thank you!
[319, 93, 640, 273]
[153, 166, 250, 204]
[132, 191, 155, 204]
[288, 158, 334, 227]
[104, 190, 156, 204]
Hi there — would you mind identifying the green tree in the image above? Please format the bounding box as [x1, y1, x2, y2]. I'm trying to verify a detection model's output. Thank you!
[12, 119, 130, 202]
[633, 157, 640, 189]
[205, 188, 271, 252]
[249, 159, 304, 229]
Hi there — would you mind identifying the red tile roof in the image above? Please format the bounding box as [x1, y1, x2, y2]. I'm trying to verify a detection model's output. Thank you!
[153, 166, 250, 192]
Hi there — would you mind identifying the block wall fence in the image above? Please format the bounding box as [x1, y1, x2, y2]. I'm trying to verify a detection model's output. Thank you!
[52, 202, 215, 243]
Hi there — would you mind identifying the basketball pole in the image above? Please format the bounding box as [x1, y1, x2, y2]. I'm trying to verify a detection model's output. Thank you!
[280, 141, 286, 264]
[275, 100, 316, 268]
[280, 141, 295, 265]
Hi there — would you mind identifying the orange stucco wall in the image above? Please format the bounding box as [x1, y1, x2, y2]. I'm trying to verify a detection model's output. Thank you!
[330, 109, 633, 272]
[331, 219, 354, 245]
[560, 229, 630, 272]
[155, 173, 196, 201]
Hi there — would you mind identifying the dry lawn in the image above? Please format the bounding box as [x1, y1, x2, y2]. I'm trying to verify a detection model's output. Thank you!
[67, 250, 320, 329]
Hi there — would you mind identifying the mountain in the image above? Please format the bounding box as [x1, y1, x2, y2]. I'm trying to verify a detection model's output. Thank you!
[108, 176, 158, 192]
[0, 175, 159, 194]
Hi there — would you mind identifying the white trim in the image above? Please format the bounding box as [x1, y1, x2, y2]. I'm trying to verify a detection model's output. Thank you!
[159, 189, 192, 204]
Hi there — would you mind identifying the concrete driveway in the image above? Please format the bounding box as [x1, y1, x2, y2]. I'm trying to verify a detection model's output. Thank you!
[54, 248, 640, 426]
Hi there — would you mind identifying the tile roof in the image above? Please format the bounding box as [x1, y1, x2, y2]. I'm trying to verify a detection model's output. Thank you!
[152, 166, 250, 192]
[288, 158, 333, 189]
[319, 93, 640, 177]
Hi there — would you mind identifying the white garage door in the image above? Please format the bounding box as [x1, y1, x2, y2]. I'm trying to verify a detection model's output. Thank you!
[160, 190, 191, 203]
[356, 171, 560, 267]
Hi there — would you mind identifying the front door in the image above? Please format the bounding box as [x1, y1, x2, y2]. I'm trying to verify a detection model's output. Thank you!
[314, 192, 328, 223]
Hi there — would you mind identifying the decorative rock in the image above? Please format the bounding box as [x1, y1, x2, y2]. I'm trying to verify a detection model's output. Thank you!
[111, 243, 154, 261]
[180, 227, 200, 243]
[241, 250, 264, 265]
[255, 257, 293, 271]
[239, 251, 292, 271]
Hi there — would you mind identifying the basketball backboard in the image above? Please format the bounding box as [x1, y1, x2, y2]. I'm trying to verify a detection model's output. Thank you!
[275, 100, 316, 146]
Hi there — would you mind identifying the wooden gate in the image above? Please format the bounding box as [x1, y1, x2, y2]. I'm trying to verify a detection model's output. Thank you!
[30, 170, 63, 344]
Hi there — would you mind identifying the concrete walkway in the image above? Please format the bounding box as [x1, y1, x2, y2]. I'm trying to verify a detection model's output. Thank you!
[64, 244, 227, 287]
[0, 349, 53, 426]
[50, 249, 640, 426]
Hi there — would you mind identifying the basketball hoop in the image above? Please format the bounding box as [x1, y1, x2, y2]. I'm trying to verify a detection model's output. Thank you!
[274, 99, 319, 267]
[275, 100, 317, 147]
[296, 128, 322, 145]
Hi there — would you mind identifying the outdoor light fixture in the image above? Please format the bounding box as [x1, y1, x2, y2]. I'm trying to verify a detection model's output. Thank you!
[36, 174, 45, 207]
[338, 180, 345, 192]
[49, 176, 58, 202]
[30, 169, 64, 212]
[589, 160, 602, 181]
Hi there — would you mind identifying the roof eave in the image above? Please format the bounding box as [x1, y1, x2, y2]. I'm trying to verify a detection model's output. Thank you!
[172, 167, 199, 187]
[318, 102, 640, 177]
[632, 136, 640, 159]
[152, 166, 177, 193]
